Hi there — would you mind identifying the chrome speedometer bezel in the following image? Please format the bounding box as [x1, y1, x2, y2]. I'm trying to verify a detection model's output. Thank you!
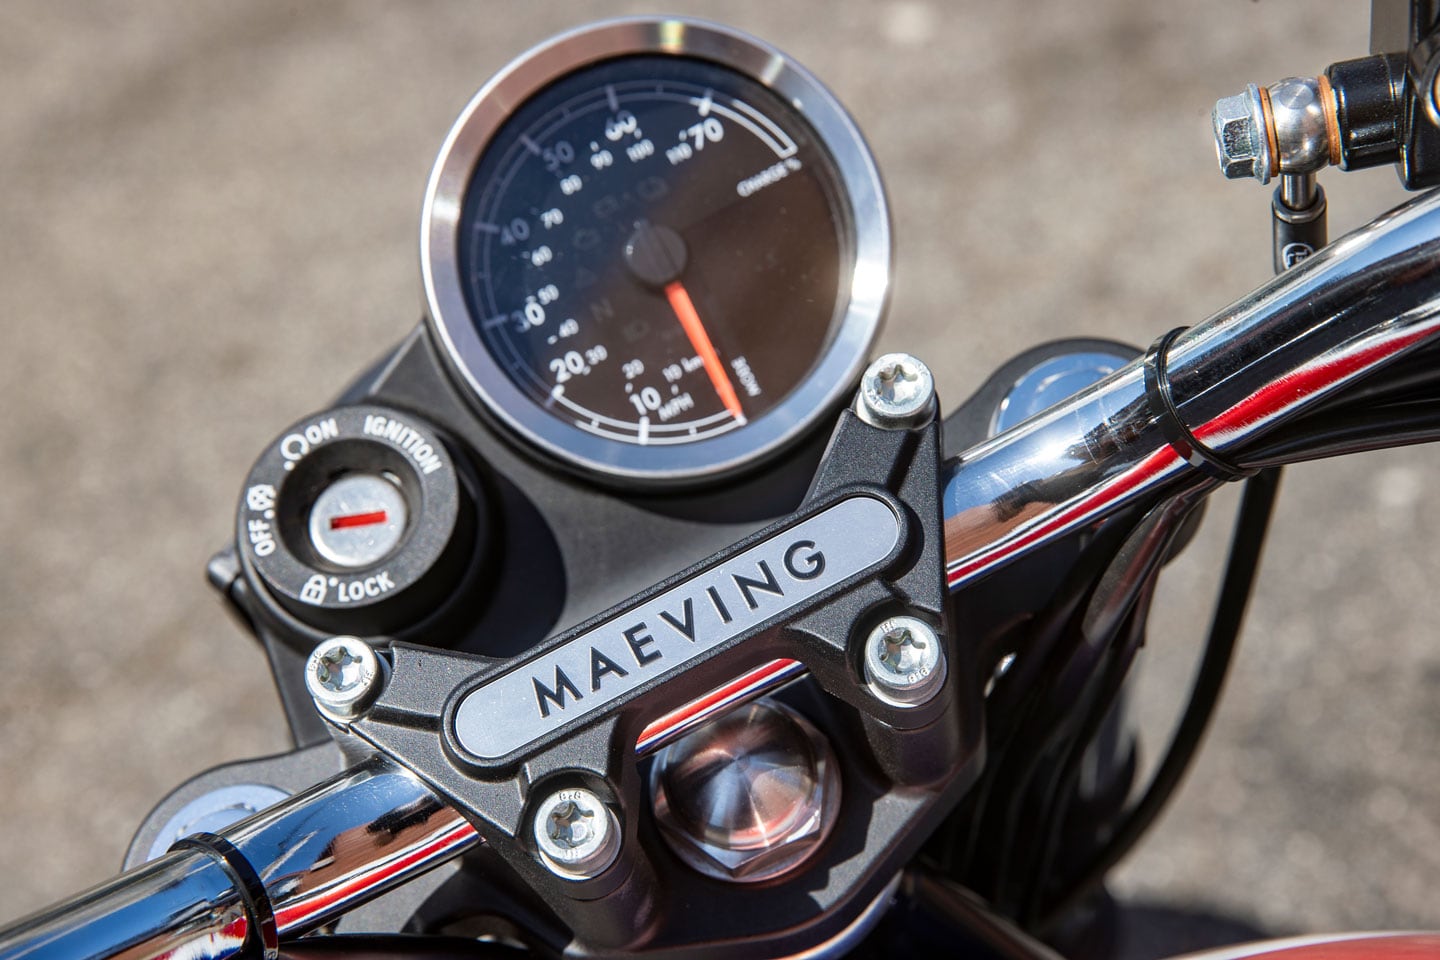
[421, 17, 890, 484]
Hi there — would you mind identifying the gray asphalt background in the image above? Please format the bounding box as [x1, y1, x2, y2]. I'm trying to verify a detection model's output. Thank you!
[3, 2, 1439, 957]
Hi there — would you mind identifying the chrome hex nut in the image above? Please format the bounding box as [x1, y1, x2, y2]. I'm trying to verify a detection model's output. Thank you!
[649, 699, 841, 883]
[1212, 84, 1271, 183]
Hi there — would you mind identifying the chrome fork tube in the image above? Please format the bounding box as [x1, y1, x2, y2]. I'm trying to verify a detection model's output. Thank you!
[0, 756, 480, 960]
[943, 188, 1440, 589]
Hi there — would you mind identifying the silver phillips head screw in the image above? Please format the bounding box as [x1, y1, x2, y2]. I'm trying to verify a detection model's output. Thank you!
[857, 353, 936, 428]
[305, 636, 385, 720]
[1212, 83, 1273, 184]
[862, 615, 947, 707]
[532, 787, 622, 880]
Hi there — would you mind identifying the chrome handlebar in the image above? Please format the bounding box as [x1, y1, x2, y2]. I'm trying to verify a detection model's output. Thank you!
[10, 187, 1440, 960]
[0, 757, 478, 960]
[942, 188, 1440, 588]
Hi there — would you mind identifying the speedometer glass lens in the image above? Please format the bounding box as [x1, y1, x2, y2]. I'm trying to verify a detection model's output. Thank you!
[460, 56, 847, 447]
[424, 21, 889, 482]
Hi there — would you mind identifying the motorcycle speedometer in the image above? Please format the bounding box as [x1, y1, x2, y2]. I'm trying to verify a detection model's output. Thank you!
[422, 18, 889, 484]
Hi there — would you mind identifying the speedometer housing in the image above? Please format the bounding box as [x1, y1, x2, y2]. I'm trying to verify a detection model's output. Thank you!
[422, 17, 889, 484]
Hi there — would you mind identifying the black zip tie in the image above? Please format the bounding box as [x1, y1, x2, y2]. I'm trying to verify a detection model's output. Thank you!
[1143, 327, 1254, 482]
[172, 832, 280, 959]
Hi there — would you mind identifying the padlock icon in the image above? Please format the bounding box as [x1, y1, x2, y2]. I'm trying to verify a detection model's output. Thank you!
[300, 574, 328, 605]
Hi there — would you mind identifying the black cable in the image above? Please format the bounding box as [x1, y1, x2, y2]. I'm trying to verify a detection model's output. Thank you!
[881, 870, 1069, 960]
[1241, 399, 1440, 469]
[979, 593, 1141, 901]
[984, 494, 1205, 911]
[984, 512, 1141, 740]
[1306, 339, 1440, 414]
[945, 513, 1142, 881]
[988, 588, 1146, 912]
[1221, 338, 1440, 469]
[948, 317, 1438, 913]
[1018, 587, 1152, 926]
[1010, 342, 1431, 918]
[1032, 466, 1283, 930]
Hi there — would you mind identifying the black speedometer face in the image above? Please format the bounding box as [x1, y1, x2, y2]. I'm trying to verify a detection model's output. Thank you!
[460, 55, 847, 450]
[425, 21, 889, 482]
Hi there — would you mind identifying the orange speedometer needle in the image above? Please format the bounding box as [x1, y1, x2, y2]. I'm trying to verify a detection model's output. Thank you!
[663, 281, 746, 424]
